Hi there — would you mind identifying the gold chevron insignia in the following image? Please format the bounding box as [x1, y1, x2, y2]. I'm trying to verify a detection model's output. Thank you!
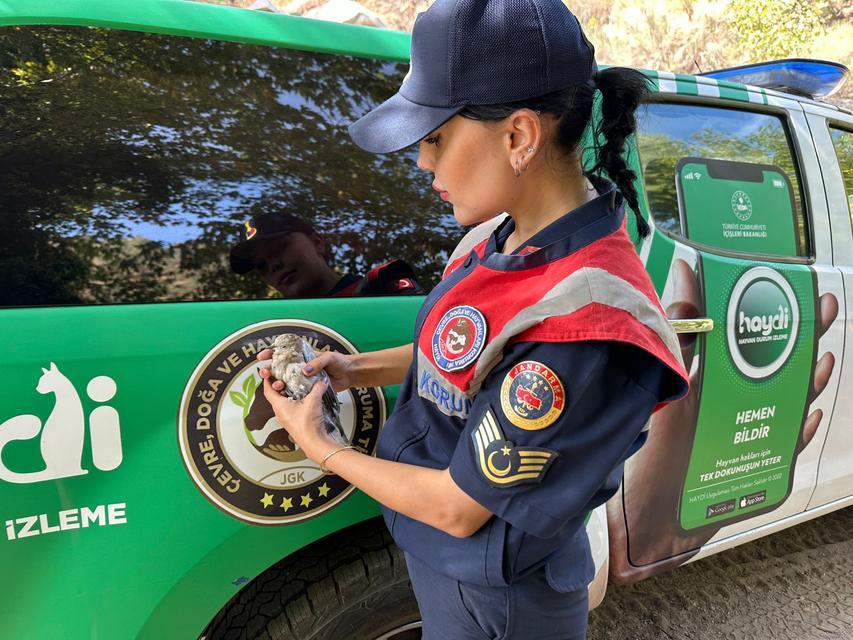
[471, 408, 557, 487]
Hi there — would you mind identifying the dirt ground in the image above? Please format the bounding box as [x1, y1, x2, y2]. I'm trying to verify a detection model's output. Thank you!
[588, 506, 853, 640]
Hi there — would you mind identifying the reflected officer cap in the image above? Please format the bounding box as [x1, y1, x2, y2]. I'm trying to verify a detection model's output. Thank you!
[229, 212, 316, 274]
[349, 0, 597, 154]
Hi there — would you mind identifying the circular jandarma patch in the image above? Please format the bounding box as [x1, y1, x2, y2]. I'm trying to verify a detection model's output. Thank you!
[500, 360, 565, 430]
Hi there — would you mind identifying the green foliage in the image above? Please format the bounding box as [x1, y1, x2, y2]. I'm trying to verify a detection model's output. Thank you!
[0, 25, 452, 307]
[830, 128, 853, 218]
[726, 0, 827, 60]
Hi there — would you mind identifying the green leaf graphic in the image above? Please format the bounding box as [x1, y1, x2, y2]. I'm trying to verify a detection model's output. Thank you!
[243, 374, 257, 397]
[230, 391, 247, 408]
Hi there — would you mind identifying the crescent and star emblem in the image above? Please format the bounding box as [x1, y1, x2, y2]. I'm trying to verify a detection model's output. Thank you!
[486, 448, 513, 477]
[472, 408, 557, 487]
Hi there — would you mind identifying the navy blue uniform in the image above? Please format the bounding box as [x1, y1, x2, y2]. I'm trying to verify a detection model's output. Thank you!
[377, 179, 689, 639]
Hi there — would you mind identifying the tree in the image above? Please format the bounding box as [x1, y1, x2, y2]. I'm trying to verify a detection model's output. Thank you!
[0, 25, 453, 306]
[725, 0, 827, 62]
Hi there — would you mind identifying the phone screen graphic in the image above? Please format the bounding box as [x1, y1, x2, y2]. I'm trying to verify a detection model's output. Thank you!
[674, 158, 815, 531]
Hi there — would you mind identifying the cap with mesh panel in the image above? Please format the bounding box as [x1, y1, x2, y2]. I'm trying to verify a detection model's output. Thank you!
[348, 0, 597, 154]
[229, 212, 317, 274]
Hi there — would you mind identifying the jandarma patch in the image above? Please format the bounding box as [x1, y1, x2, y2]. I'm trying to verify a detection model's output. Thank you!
[471, 408, 557, 487]
[500, 361, 565, 430]
[432, 305, 487, 372]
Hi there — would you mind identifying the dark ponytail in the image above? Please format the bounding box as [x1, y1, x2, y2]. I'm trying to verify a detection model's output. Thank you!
[459, 67, 652, 238]
[589, 67, 651, 238]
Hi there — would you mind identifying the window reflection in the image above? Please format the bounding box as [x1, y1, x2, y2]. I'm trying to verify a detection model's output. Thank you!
[229, 211, 421, 297]
[0, 26, 452, 307]
[830, 128, 853, 225]
[637, 102, 807, 255]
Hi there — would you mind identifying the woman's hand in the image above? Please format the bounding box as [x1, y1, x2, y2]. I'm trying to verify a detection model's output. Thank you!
[258, 365, 338, 463]
[255, 349, 491, 537]
[256, 348, 356, 393]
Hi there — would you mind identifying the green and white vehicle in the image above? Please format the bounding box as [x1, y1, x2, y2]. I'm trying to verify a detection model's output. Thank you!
[0, 1, 851, 638]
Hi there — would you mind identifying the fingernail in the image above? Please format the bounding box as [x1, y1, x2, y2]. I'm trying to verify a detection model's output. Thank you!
[303, 365, 313, 374]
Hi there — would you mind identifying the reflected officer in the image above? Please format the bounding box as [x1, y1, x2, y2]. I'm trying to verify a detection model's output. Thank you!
[229, 211, 421, 297]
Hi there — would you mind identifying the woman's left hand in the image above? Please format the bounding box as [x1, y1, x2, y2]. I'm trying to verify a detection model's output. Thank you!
[259, 366, 336, 463]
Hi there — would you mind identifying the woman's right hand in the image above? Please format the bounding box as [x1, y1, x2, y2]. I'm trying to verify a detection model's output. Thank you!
[256, 348, 356, 393]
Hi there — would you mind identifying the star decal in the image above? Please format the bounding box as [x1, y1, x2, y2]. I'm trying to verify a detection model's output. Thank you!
[300, 493, 313, 508]
[281, 497, 293, 512]
[260, 492, 274, 509]
[317, 483, 330, 498]
[500, 445, 511, 456]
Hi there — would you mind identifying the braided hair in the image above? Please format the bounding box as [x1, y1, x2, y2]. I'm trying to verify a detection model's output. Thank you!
[458, 67, 652, 238]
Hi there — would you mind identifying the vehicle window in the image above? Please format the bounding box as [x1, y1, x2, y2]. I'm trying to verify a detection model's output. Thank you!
[636, 102, 808, 257]
[0, 26, 454, 308]
[829, 127, 853, 222]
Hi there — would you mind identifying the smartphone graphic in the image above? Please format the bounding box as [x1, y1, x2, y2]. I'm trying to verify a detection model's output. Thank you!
[673, 158, 817, 531]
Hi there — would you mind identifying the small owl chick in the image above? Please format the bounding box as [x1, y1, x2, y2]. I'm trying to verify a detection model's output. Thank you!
[270, 334, 348, 445]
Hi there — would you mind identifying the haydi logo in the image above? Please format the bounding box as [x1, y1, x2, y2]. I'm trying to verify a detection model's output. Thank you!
[0, 363, 122, 484]
[727, 267, 799, 379]
[738, 304, 790, 337]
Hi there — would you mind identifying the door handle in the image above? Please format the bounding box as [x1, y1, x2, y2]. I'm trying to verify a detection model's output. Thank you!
[669, 318, 715, 334]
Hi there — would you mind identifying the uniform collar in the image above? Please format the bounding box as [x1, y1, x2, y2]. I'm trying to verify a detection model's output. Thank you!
[327, 273, 363, 296]
[482, 176, 624, 271]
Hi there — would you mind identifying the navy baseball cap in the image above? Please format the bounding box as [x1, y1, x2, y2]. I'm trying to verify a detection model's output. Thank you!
[349, 0, 597, 154]
[230, 212, 317, 274]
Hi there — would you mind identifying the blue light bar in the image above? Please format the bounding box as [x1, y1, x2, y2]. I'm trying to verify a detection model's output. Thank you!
[700, 59, 850, 99]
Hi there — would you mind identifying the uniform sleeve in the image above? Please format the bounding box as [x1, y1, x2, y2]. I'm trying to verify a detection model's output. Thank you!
[448, 339, 669, 539]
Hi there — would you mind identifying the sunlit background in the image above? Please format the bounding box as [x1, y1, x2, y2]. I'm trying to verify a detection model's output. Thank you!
[1, 2, 848, 308]
[196, 0, 853, 109]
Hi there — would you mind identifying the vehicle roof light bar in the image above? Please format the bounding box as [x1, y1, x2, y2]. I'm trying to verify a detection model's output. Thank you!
[699, 59, 850, 99]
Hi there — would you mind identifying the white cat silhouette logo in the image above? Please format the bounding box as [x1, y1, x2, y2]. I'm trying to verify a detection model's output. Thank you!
[0, 363, 122, 484]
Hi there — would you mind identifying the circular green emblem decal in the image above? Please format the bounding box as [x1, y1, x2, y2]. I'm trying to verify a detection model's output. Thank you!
[726, 267, 798, 379]
[731, 190, 753, 222]
[178, 320, 385, 525]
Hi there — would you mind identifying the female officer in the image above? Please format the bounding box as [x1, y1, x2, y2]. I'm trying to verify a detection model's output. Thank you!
[258, 0, 689, 637]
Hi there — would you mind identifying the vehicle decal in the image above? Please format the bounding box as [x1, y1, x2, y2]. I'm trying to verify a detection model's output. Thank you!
[5, 502, 127, 541]
[678, 260, 815, 530]
[0, 363, 122, 484]
[178, 319, 385, 526]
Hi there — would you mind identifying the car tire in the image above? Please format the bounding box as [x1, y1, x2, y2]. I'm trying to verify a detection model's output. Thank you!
[201, 518, 422, 640]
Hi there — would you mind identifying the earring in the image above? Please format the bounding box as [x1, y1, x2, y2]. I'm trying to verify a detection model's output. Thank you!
[527, 146, 536, 154]
[513, 157, 522, 177]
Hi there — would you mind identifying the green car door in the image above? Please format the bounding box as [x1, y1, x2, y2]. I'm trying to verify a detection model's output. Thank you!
[0, 5, 451, 637]
[620, 94, 844, 572]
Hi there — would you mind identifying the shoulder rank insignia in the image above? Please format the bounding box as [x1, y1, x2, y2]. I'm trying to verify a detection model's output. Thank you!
[500, 360, 565, 431]
[472, 408, 557, 487]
